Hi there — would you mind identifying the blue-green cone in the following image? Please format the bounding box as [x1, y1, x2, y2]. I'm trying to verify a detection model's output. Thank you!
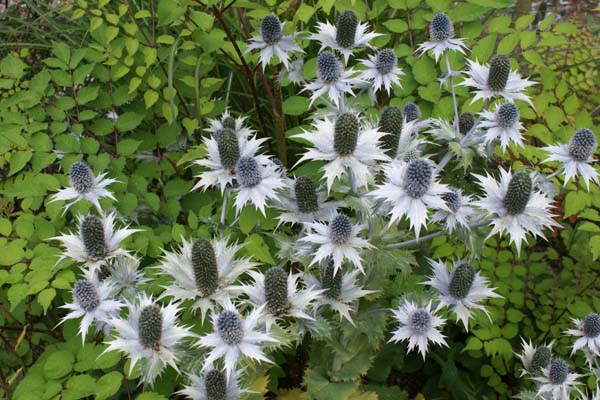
[216, 311, 243, 345]
[191, 238, 219, 297]
[403, 159, 433, 198]
[73, 280, 100, 312]
[334, 113, 359, 156]
[379, 106, 403, 158]
[236, 156, 261, 187]
[217, 128, 240, 172]
[487, 55, 511, 92]
[568, 128, 596, 162]
[583, 313, 600, 338]
[320, 262, 342, 299]
[375, 48, 397, 75]
[138, 305, 163, 350]
[221, 116, 236, 131]
[502, 171, 532, 215]
[294, 176, 319, 214]
[531, 346, 552, 374]
[69, 161, 95, 193]
[458, 112, 475, 134]
[317, 51, 341, 83]
[402, 149, 420, 162]
[335, 10, 358, 49]
[261, 15, 282, 45]
[496, 103, 519, 128]
[548, 358, 568, 384]
[80, 215, 107, 259]
[441, 189, 461, 213]
[330, 214, 353, 245]
[264, 266, 290, 316]
[402, 102, 420, 122]
[205, 369, 227, 400]
[448, 263, 475, 299]
[410, 309, 431, 334]
[430, 13, 453, 42]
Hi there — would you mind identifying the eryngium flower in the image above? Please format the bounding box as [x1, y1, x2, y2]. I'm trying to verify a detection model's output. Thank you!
[51, 212, 140, 273]
[233, 156, 286, 216]
[104, 255, 149, 298]
[458, 112, 475, 134]
[416, 13, 468, 62]
[534, 358, 583, 400]
[543, 128, 599, 190]
[430, 188, 478, 232]
[197, 299, 278, 380]
[424, 259, 501, 330]
[246, 15, 303, 70]
[156, 237, 258, 323]
[304, 264, 376, 323]
[192, 119, 268, 193]
[50, 161, 118, 214]
[388, 300, 447, 359]
[59, 270, 122, 344]
[474, 168, 559, 254]
[309, 10, 381, 64]
[294, 114, 388, 193]
[359, 48, 404, 96]
[274, 176, 342, 227]
[517, 338, 553, 377]
[178, 366, 246, 400]
[237, 267, 322, 330]
[302, 51, 362, 108]
[300, 213, 374, 275]
[205, 109, 255, 141]
[459, 56, 536, 106]
[478, 102, 525, 151]
[378, 106, 403, 158]
[104, 294, 194, 385]
[370, 159, 449, 238]
[565, 312, 600, 365]
[403, 102, 420, 122]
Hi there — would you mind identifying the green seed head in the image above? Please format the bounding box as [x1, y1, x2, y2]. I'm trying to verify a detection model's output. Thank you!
[80, 215, 107, 260]
[458, 112, 475, 134]
[294, 176, 319, 214]
[379, 106, 403, 158]
[264, 266, 290, 316]
[334, 113, 359, 156]
[320, 262, 343, 300]
[191, 238, 219, 297]
[221, 116, 236, 131]
[335, 10, 358, 49]
[503, 171, 532, 215]
[531, 346, 552, 374]
[216, 128, 240, 172]
[138, 305, 163, 350]
[487, 55, 511, 92]
[448, 262, 475, 299]
[205, 369, 227, 400]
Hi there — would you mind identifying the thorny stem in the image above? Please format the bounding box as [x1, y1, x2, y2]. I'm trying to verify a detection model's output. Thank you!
[546, 167, 564, 180]
[383, 219, 491, 249]
[445, 52, 460, 132]
[220, 186, 231, 229]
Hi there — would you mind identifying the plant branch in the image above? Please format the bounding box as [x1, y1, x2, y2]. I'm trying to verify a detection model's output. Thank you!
[384, 220, 490, 249]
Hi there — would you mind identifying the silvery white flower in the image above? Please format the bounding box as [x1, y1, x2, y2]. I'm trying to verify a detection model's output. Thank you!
[459, 55, 536, 106]
[156, 237, 258, 323]
[378, 107, 429, 161]
[565, 312, 600, 366]
[370, 159, 449, 238]
[359, 48, 403, 96]
[51, 212, 140, 273]
[473, 168, 559, 254]
[309, 10, 381, 64]
[294, 113, 388, 193]
[302, 51, 362, 108]
[299, 213, 373, 275]
[58, 269, 122, 344]
[423, 259, 501, 330]
[416, 13, 468, 62]
[478, 102, 525, 151]
[178, 366, 247, 400]
[205, 109, 254, 140]
[50, 161, 118, 214]
[534, 358, 583, 400]
[192, 125, 268, 194]
[517, 338, 554, 377]
[104, 294, 194, 385]
[430, 188, 478, 232]
[274, 176, 342, 227]
[543, 128, 599, 190]
[103, 255, 149, 297]
[281, 57, 305, 84]
[237, 266, 322, 330]
[197, 299, 279, 379]
[246, 15, 303, 70]
[233, 156, 286, 216]
[106, 111, 118, 121]
[388, 300, 447, 359]
[304, 263, 376, 323]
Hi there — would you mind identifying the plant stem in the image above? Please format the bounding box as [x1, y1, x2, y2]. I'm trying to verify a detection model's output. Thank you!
[220, 187, 230, 229]
[445, 52, 460, 132]
[546, 167, 564, 180]
[383, 219, 490, 249]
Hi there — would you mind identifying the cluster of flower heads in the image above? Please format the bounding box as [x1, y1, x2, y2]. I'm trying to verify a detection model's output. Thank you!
[46, 8, 600, 399]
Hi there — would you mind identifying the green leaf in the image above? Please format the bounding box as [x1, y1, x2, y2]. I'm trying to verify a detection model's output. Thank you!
[244, 234, 275, 264]
[37, 288, 56, 313]
[116, 112, 144, 132]
[95, 371, 123, 400]
[382, 19, 408, 33]
[116, 138, 142, 156]
[44, 350, 75, 379]
[8, 150, 32, 176]
[412, 57, 436, 85]
[282, 96, 309, 116]
[144, 89, 159, 108]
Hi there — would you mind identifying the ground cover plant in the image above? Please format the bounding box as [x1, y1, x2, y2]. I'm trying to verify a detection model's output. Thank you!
[1, 0, 600, 399]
